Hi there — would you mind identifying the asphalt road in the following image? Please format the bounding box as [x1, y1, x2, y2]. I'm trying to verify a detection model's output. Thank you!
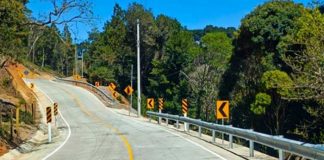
[30, 79, 243, 160]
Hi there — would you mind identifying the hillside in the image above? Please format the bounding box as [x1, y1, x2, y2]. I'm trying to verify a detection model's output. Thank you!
[0, 56, 40, 156]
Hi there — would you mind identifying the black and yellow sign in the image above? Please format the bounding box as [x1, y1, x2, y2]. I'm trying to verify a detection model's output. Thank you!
[182, 99, 188, 115]
[216, 100, 229, 119]
[158, 98, 164, 111]
[112, 91, 118, 99]
[124, 85, 134, 96]
[54, 103, 58, 116]
[30, 83, 34, 89]
[46, 106, 52, 123]
[108, 82, 117, 91]
[95, 81, 100, 87]
[147, 98, 154, 110]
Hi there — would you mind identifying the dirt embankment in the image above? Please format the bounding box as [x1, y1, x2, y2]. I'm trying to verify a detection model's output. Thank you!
[0, 57, 40, 156]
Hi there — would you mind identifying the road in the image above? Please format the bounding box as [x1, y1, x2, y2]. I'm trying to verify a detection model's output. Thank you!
[29, 79, 244, 160]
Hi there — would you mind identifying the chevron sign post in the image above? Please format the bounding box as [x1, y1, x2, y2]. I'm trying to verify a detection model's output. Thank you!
[216, 100, 230, 144]
[182, 99, 189, 132]
[216, 100, 229, 119]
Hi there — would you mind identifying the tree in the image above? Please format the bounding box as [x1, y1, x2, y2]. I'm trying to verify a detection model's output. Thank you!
[188, 32, 233, 120]
[277, 8, 324, 142]
[148, 30, 197, 114]
[30, 0, 93, 26]
[0, 0, 28, 58]
[279, 9, 324, 101]
[218, 0, 305, 132]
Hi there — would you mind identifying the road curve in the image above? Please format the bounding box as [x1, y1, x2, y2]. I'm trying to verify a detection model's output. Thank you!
[30, 79, 238, 160]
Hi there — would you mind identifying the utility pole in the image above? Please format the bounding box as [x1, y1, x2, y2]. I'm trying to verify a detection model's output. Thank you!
[74, 44, 78, 76]
[130, 65, 133, 116]
[136, 19, 141, 117]
[81, 50, 84, 77]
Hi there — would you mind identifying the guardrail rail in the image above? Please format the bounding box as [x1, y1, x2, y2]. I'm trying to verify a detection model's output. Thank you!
[147, 111, 324, 160]
[54, 77, 115, 104]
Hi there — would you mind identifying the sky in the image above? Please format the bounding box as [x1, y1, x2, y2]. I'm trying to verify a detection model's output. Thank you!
[27, 0, 312, 42]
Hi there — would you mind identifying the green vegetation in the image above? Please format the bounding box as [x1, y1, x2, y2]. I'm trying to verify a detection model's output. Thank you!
[0, 0, 323, 144]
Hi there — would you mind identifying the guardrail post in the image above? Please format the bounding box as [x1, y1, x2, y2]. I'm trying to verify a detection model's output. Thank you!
[229, 135, 233, 149]
[184, 113, 189, 132]
[158, 109, 162, 124]
[198, 126, 201, 137]
[185, 123, 190, 132]
[212, 130, 216, 143]
[176, 120, 179, 129]
[278, 135, 284, 160]
[249, 129, 254, 157]
[166, 118, 168, 126]
[229, 125, 233, 149]
[278, 149, 283, 160]
[249, 139, 254, 157]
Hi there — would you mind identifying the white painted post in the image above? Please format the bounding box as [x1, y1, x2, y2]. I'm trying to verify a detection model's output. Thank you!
[249, 129, 254, 157]
[48, 123, 51, 143]
[166, 118, 168, 126]
[228, 125, 233, 149]
[176, 120, 179, 129]
[229, 134, 233, 149]
[158, 109, 161, 124]
[249, 140, 254, 157]
[212, 130, 216, 143]
[184, 113, 188, 132]
[198, 126, 202, 137]
[278, 135, 284, 160]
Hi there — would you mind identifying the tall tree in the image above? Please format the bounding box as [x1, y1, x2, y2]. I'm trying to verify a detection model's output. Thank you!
[188, 32, 233, 120]
[218, 1, 305, 133]
[0, 0, 28, 58]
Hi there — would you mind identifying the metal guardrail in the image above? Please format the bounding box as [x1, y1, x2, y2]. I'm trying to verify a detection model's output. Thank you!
[54, 77, 139, 114]
[147, 111, 324, 160]
[54, 77, 115, 103]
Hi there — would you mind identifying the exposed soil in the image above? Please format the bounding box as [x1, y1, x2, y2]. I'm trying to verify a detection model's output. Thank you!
[0, 57, 40, 156]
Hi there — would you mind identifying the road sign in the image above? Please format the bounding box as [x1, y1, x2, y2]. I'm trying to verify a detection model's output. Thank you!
[30, 83, 34, 89]
[19, 72, 23, 78]
[182, 99, 188, 115]
[54, 103, 58, 116]
[158, 98, 164, 111]
[46, 106, 52, 123]
[108, 82, 116, 91]
[216, 100, 229, 119]
[124, 85, 134, 95]
[95, 81, 99, 87]
[24, 70, 29, 76]
[147, 98, 154, 110]
[112, 91, 118, 99]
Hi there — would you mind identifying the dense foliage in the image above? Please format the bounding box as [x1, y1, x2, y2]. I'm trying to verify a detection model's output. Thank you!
[1, 0, 323, 144]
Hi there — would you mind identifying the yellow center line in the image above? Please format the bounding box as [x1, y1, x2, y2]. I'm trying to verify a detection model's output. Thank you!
[57, 85, 134, 160]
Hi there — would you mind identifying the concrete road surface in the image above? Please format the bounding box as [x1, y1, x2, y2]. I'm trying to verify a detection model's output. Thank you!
[29, 79, 245, 160]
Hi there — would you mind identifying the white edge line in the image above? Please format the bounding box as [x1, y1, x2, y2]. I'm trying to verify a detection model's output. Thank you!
[51, 80, 226, 160]
[160, 127, 227, 160]
[98, 100, 228, 160]
[36, 84, 72, 160]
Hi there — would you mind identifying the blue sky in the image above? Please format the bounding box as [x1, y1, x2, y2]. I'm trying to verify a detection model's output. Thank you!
[27, 0, 312, 42]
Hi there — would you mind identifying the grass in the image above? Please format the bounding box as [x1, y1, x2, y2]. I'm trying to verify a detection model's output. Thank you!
[19, 110, 33, 125]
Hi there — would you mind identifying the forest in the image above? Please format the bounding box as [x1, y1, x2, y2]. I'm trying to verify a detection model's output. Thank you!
[1, 0, 323, 144]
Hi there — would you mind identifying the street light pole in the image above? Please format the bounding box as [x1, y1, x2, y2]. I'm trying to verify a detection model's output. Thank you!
[137, 19, 141, 117]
